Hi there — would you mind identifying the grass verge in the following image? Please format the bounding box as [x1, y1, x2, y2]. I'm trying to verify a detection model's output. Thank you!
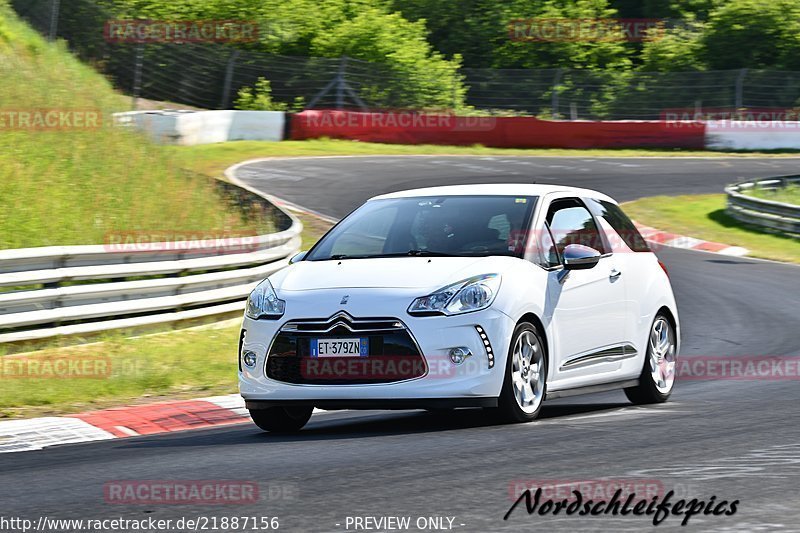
[623, 194, 800, 264]
[0, 3, 264, 249]
[0, 322, 241, 419]
[0, 210, 332, 419]
[745, 184, 800, 205]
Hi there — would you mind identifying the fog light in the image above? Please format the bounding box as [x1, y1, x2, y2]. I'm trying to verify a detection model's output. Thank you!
[449, 347, 472, 365]
[242, 350, 258, 368]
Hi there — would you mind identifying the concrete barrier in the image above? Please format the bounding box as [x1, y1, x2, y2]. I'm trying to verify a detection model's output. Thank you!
[115, 108, 800, 150]
[706, 121, 800, 150]
[289, 110, 707, 149]
[115, 110, 285, 145]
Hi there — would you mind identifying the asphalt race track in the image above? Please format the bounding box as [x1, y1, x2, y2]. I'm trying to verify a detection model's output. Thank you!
[233, 155, 800, 218]
[2, 156, 800, 532]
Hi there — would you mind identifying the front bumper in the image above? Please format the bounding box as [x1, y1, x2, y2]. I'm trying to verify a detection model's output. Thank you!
[239, 288, 514, 403]
[245, 398, 499, 410]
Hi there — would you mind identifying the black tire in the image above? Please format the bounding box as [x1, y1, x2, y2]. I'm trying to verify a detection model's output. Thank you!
[488, 322, 547, 423]
[249, 406, 313, 433]
[625, 313, 677, 405]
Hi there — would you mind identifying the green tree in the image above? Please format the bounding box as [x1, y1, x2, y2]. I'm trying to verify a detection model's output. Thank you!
[311, 7, 464, 108]
[701, 0, 800, 70]
[101, 0, 463, 108]
[490, 0, 634, 118]
[639, 18, 705, 71]
[390, 0, 509, 67]
[608, 0, 719, 20]
[493, 0, 632, 71]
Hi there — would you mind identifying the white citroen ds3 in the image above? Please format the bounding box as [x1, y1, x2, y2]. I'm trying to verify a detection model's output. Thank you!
[239, 184, 679, 432]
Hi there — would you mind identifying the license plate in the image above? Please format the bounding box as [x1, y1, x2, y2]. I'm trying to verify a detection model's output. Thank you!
[311, 337, 369, 357]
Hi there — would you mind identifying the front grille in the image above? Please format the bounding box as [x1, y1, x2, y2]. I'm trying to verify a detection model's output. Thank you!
[279, 313, 405, 333]
[266, 312, 426, 385]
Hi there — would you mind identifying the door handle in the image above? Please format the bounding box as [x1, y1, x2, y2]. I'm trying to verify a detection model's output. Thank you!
[609, 269, 622, 281]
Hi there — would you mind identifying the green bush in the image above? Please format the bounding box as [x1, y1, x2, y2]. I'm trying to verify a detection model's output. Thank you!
[235, 77, 287, 111]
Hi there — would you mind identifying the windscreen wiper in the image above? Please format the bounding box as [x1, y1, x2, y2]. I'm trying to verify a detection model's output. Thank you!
[325, 250, 456, 260]
[405, 249, 456, 257]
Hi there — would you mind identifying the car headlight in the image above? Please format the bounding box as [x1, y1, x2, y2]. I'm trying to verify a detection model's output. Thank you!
[408, 274, 501, 316]
[246, 278, 285, 319]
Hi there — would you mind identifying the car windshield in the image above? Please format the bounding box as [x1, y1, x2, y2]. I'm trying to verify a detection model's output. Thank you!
[306, 195, 537, 261]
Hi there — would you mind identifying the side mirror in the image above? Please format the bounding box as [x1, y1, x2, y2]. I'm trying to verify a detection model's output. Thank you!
[289, 251, 307, 264]
[562, 244, 602, 270]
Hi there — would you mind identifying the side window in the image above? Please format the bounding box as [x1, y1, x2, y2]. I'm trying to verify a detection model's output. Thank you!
[537, 222, 561, 268]
[586, 198, 651, 252]
[545, 198, 607, 256]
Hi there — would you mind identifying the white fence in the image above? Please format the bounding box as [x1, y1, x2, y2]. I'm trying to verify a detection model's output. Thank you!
[0, 190, 301, 343]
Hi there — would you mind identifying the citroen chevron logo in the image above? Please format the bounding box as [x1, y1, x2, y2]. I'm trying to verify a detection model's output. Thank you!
[340, 295, 349, 305]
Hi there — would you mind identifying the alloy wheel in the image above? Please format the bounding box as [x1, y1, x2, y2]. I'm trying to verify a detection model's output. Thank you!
[511, 330, 545, 414]
[649, 317, 676, 394]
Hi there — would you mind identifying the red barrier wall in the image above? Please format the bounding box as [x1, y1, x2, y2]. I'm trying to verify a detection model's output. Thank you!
[290, 110, 706, 149]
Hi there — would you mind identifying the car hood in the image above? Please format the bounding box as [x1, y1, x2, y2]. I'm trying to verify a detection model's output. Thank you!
[273, 256, 502, 292]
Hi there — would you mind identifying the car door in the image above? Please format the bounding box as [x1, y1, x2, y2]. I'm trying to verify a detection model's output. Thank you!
[584, 197, 654, 359]
[539, 196, 629, 385]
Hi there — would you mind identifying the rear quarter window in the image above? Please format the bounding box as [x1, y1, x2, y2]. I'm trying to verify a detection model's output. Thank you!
[586, 198, 651, 253]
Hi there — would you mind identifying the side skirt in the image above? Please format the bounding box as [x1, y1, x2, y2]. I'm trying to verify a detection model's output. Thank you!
[545, 378, 640, 400]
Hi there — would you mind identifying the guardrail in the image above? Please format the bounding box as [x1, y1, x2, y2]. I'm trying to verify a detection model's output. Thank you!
[725, 176, 800, 237]
[0, 182, 301, 344]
